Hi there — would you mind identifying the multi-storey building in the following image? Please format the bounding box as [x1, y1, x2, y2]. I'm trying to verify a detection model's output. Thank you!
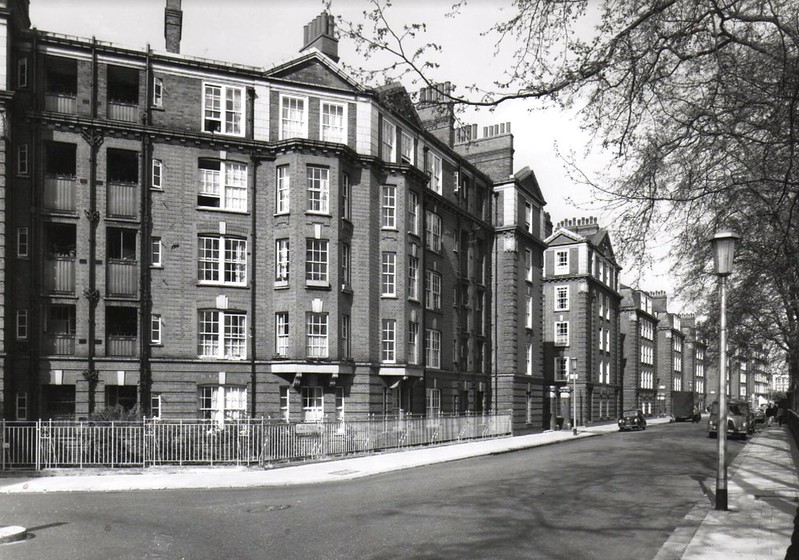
[652, 291, 684, 416]
[749, 347, 769, 407]
[482, 164, 549, 433]
[619, 286, 658, 415]
[543, 217, 622, 427]
[1, 1, 534, 422]
[681, 314, 708, 411]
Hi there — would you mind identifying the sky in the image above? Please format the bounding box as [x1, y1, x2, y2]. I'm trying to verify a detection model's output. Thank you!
[27, 0, 678, 302]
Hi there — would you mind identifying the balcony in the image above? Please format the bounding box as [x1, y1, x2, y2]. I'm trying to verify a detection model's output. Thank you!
[43, 256, 75, 294]
[107, 181, 138, 219]
[106, 335, 137, 357]
[107, 101, 138, 123]
[44, 92, 78, 114]
[43, 176, 76, 213]
[43, 334, 76, 356]
[107, 260, 138, 297]
[554, 336, 569, 347]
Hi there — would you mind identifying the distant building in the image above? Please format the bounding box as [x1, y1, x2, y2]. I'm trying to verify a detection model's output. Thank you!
[681, 315, 708, 411]
[543, 217, 622, 427]
[652, 292, 685, 416]
[619, 286, 658, 415]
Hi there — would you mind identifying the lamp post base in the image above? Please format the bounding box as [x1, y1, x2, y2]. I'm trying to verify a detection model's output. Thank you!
[715, 489, 728, 511]
[572, 427, 577, 436]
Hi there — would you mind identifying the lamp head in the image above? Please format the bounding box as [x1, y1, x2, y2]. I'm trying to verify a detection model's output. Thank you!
[709, 230, 740, 276]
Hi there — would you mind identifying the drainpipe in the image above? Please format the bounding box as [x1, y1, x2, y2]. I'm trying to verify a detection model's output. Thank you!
[247, 87, 258, 417]
[138, 45, 153, 415]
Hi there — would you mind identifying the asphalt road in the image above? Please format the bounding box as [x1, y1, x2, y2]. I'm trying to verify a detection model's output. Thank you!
[1, 420, 745, 560]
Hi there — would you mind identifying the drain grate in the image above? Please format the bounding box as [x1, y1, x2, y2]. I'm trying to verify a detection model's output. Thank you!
[329, 469, 359, 476]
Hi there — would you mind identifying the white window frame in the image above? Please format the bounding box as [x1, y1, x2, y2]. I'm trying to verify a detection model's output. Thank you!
[151, 159, 163, 189]
[301, 385, 324, 422]
[150, 313, 162, 345]
[275, 312, 289, 357]
[307, 166, 330, 214]
[280, 94, 308, 140]
[428, 153, 442, 194]
[276, 165, 290, 214]
[341, 314, 351, 358]
[425, 269, 442, 311]
[198, 235, 248, 286]
[425, 211, 442, 252]
[556, 357, 569, 382]
[426, 387, 441, 417]
[341, 173, 351, 221]
[279, 386, 290, 422]
[425, 329, 441, 369]
[306, 312, 329, 358]
[526, 343, 533, 375]
[320, 101, 346, 143]
[198, 159, 248, 212]
[198, 310, 247, 360]
[408, 321, 419, 364]
[555, 250, 569, 274]
[554, 321, 569, 346]
[16, 309, 28, 340]
[200, 385, 247, 422]
[381, 318, 397, 363]
[381, 118, 396, 162]
[17, 227, 29, 258]
[336, 386, 345, 420]
[341, 243, 351, 288]
[382, 184, 397, 229]
[408, 252, 419, 300]
[555, 285, 569, 311]
[152, 75, 163, 108]
[526, 295, 534, 329]
[275, 239, 290, 285]
[305, 238, 329, 286]
[17, 144, 28, 176]
[525, 249, 533, 282]
[381, 252, 397, 297]
[408, 191, 420, 235]
[525, 201, 533, 233]
[401, 131, 414, 164]
[151, 237, 162, 267]
[202, 83, 244, 136]
[150, 394, 162, 419]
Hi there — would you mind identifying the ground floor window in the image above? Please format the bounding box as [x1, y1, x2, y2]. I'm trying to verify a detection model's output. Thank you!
[335, 386, 345, 420]
[425, 387, 441, 417]
[302, 386, 324, 421]
[199, 385, 247, 423]
[16, 392, 28, 420]
[43, 384, 76, 420]
[280, 386, 290, 422]
[105, 385, 138, 411]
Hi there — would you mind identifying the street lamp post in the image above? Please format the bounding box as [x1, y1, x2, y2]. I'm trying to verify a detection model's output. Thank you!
[710, 230, 740, 512]
[571, 357, 578, 435]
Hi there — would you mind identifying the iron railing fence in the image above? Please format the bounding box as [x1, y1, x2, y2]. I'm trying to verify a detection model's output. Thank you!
[1, 413, 512, 471]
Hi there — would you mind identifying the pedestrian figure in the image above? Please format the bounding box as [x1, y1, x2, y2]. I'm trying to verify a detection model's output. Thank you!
[766, 404, 775, 426]
[777, 406, 785, 427]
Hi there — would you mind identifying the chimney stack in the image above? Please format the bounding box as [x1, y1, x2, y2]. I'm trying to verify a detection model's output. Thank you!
[164, 0, 183, 54]
[301, 12, 339, 62]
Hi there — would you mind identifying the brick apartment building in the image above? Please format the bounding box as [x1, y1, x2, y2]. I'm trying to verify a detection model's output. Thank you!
[651, 291, 684, 416]
[0, 1, 551, 429]
[619, 286, 658, 415]
[543, 217, 622, 427]
[681, 314, 708, 411]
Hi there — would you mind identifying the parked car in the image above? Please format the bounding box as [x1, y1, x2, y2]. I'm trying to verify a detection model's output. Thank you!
[708, 400, 753, 439]
[753, 407, 766, 424]
[618, 409, 647, 431]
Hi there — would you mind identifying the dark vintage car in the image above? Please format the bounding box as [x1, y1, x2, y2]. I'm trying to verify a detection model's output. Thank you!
[618, 409, 647, 431]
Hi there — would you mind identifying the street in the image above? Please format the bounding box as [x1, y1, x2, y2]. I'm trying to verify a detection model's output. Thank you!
[1, 421, 745, 560]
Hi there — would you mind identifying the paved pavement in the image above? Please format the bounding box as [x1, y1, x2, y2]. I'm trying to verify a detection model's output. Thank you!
[0, 416, 796, 558]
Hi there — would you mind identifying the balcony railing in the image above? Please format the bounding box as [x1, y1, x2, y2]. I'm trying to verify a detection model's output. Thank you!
[44, 92, 77, 114]
[107, 260, 138, 297]
[107, 101, 138, 122]
[43, 334, 76, 356]
[43, 175, 76, 213]
[43, 256, 75, 294]
[106, 335, 137, 357]
[107, 181, 138, 219]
